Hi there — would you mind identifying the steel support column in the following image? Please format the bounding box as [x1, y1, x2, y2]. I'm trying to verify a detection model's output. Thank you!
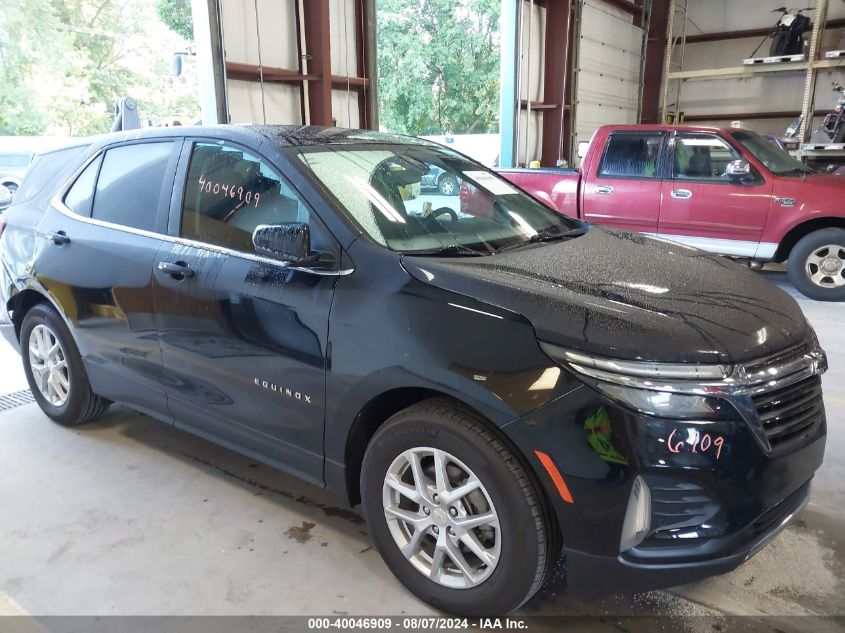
[540, 0, 574, 166]
[190, 0, 228, 124]
[303, 0, 333, 126]
[640, 0, 669, 123]
[355, 0, 379, 129]
[499, 0, 521, 168]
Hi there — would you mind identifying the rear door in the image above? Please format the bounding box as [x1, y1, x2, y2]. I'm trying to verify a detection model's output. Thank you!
[658, 132, 774, 256]
[581, 131, 666, 233]
[153, 139, 341, 483]
[36, 140, 180, 413]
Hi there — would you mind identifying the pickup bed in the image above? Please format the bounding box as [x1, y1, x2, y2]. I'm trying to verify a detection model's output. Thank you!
[480, 124, 845, 300]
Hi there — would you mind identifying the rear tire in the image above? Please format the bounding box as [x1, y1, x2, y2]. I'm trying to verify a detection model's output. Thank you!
[787, 228, 845, 301]
[21, 303, 108, 426]
[360, 399, 555, 616]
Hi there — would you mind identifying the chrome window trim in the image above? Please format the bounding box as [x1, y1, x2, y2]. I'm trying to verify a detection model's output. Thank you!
[51, 149, 354, 278]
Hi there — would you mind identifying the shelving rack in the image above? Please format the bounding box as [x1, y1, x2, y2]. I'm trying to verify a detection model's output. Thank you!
[659, 0, 844, 153]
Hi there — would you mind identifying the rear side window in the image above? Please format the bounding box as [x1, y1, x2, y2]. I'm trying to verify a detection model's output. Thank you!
[598, 133, 663, 178]
[63, 156, 102, 216]
[91, 142, 175, 232]
[181, 142, 311, 255]
[12, 145, 87, 206]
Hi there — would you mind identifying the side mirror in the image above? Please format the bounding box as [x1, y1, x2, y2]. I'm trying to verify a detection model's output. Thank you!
[726, 159, 754, 183]
[577, 141, 590, 158]
[252, 223, 317, 264]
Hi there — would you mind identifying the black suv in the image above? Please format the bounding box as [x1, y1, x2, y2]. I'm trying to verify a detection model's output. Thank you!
[0, 126, 828, 615]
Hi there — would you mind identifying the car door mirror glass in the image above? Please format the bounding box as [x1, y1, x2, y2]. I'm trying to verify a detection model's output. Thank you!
[252, 223, 317, 264]
[726, 159, 753, 182]
[577, 141, 590, 158]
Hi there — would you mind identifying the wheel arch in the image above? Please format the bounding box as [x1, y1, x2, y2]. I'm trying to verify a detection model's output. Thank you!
[341, 389, 560, 540]
[7, 288, 54, 341]
[774, 217, 845, 262]
[343, 387, 462, 505]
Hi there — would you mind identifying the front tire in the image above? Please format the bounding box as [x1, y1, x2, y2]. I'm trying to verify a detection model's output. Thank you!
[360, 399, 554, 616]
[21, 303, 108, 426]
[787, 228, 845, 301]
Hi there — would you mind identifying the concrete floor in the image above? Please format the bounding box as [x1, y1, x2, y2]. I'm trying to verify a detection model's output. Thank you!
[0, 270, 842, 627]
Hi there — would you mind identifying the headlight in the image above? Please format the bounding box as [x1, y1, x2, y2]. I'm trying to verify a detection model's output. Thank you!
[596, 384, 730, 419]
[540, 342, 737, 420]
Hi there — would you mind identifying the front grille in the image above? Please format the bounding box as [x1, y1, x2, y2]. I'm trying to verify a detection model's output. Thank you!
[752, 374, 823, 448]
[744, 340, 812, 376]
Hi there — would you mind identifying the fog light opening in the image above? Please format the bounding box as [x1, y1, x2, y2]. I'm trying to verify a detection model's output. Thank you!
[620, 476, 652, 552]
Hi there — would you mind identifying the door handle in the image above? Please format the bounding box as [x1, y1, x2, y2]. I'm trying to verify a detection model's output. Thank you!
[671, 189, 693, 199]
[595, 185, 614, 195]
[157, 261, 195, 279]
[46, 231, 70, 245]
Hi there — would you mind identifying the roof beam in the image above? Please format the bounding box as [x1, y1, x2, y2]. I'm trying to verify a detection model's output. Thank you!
[683, 18, 845, 44]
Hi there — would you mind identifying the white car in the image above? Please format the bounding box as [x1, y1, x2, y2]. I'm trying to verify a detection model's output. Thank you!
[0, 184, 11, 212]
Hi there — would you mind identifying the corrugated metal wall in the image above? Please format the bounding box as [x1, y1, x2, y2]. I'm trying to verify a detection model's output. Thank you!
[674, 0, 845, 134]
[572, 0, 643, 158]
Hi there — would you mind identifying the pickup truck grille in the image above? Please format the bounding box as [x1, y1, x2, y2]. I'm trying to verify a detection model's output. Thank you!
[752, 374, 823, 448]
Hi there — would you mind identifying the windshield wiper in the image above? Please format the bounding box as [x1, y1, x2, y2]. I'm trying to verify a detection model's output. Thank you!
[495, 227, 586, 254]
[402, 244, 488, 257]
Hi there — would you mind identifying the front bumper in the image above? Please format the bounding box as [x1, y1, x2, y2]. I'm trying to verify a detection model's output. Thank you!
[502, 370, 826, 597]
[564, 478, 810, 596]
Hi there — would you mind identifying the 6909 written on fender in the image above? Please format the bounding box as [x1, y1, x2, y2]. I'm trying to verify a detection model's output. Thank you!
[307, 617, 528, 631]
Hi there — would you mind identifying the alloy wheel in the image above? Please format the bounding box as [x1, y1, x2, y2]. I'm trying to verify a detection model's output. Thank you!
[28, 323, 70, 406]
[805, 244, 845, 289]
[439, 178, 456, 196]
[382, 447, 500, 589]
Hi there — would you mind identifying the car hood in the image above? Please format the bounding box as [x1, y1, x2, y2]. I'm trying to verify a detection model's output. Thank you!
[401, 227, 808, 363]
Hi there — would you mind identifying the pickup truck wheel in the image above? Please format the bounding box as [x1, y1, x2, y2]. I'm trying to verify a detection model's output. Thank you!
[21, 303, 109, 426]
[787, 228, 845, 301]
[360, 399, 554, 616]
[438, 176, 459, 196]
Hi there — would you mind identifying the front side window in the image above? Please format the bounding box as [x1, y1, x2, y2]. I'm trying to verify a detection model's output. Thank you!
[598, 133, 663, 178]
[294, 143, 581, 254]
[64, 155, 102, 216]
[92, 142, 175, 232]
[181, 142, 314, 256]
[673, 134, 741, 181]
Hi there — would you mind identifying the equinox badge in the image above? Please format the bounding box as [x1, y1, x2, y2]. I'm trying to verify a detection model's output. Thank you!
[254, 378, 312, 404]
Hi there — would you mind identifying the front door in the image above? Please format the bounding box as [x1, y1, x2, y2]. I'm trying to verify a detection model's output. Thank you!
[581, 131, 666, 233]
[153, 140, 341, 483]
[658, 132, 774, 257]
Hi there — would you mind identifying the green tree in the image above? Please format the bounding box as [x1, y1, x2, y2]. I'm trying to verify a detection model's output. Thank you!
[156, 0, 195, 41]
[0, 0, 67, 134]
[0, 0, 199, 136]
[377, 0, 500, 135]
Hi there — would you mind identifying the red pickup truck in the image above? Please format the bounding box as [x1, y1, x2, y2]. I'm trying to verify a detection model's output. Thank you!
[480, 124, 845, 301]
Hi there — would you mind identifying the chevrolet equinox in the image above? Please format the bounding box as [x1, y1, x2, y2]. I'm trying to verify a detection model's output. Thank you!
[0, 126, 828, 615]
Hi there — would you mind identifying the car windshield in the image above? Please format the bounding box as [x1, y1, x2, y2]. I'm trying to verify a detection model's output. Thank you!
[731, 130, 813, 176]
[294, 143, 580, 255]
